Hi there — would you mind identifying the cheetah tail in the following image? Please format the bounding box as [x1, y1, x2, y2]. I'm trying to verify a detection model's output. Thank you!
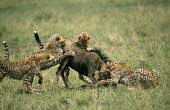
[34, 31, 44, 50]
[3, 41, 9, 61]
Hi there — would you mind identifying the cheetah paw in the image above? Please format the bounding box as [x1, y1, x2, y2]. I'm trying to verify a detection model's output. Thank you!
[68, 51, 76, 56]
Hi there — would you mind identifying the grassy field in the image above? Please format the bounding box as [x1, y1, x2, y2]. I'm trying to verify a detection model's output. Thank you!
[0, 0, 170, 109]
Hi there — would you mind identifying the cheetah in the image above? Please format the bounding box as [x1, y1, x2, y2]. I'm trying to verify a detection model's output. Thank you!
[0, 49, 56, 94]
[2, 38, 75, 86]
[34, 32, 95, 88]
[73, 32, 91, 50]
[18, 32, 75, 72]
[2, 41, 46, 85]
[30, 32, 75, 70]
[14, 32, 75, 87]
[94, 62, 160, 89]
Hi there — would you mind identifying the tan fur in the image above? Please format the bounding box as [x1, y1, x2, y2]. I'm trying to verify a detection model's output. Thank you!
[1, 34, 75, 93]
[95, 62, 160, 89]
[19, 34, 75, 70]
[0, 53, 55, 94]
[73, 32, 91, 50]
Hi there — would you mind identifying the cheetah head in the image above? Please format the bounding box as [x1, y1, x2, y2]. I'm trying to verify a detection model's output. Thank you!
[94, 62, 112, 81]
[76, 32, 91, 49]
[34, 53, 56, 67]
[46, 34, 66, 48]
[100, 62, 114, 73]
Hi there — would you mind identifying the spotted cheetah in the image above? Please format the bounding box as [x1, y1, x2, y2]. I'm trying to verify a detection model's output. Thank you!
[19, 32, 75, 71]
[2, 41, 45, 85]
[34, 32, 93, 88]
[0, 50, 56, 94]
[2, 39, 75, 86]
[13, 32, 75, 88]
[94, 62, 160, 89]
[1, 32, 76, 93]
[73, 32, 91, 50]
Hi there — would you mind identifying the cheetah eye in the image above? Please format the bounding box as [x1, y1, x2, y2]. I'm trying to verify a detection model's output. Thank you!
[56, 37, 60, 41]
[46, 55, 50, 60]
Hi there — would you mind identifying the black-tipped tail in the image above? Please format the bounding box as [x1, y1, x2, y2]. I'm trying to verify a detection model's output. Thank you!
[3, 41, 9, 61]
[34, 31, 44, 49]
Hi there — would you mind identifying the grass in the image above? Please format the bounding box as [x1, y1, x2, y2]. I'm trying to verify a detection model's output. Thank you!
[0, 0, 170, 109]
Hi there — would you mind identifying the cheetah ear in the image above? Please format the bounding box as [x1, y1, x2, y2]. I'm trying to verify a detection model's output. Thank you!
[106, 62, 109, 64]
[88, 36, 91, 39]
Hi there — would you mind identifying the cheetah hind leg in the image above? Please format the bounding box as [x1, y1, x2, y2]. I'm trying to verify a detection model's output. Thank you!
[22, 75, 42, 94]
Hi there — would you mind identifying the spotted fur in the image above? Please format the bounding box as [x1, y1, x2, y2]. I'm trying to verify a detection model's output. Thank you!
[0, 52, 56, 94]
[95, 62, 160, 89]
[18, 33, 75, 87]
[2, 41, 45, 85]
[1, 36, 75, 93]
[34, 32, 92, 88]
[20, 33, 75, 70]
[73, 32, 91, 50]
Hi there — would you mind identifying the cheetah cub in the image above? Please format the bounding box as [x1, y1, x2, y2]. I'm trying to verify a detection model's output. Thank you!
[0, 42, 56, 94]
[95, 62, 160, 89]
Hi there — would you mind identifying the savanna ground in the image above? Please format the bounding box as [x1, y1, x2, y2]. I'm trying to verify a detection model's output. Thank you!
[0, 0, 170, 110]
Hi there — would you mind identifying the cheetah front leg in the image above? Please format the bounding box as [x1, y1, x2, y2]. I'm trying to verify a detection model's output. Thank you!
[95, 79, 117, 87]
[55, 51, 76, 64]
[22, 74, 34, 93]
[22, 74, 42, 94]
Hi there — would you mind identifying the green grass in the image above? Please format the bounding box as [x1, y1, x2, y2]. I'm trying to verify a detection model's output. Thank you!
[0, 0, 170, 109]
